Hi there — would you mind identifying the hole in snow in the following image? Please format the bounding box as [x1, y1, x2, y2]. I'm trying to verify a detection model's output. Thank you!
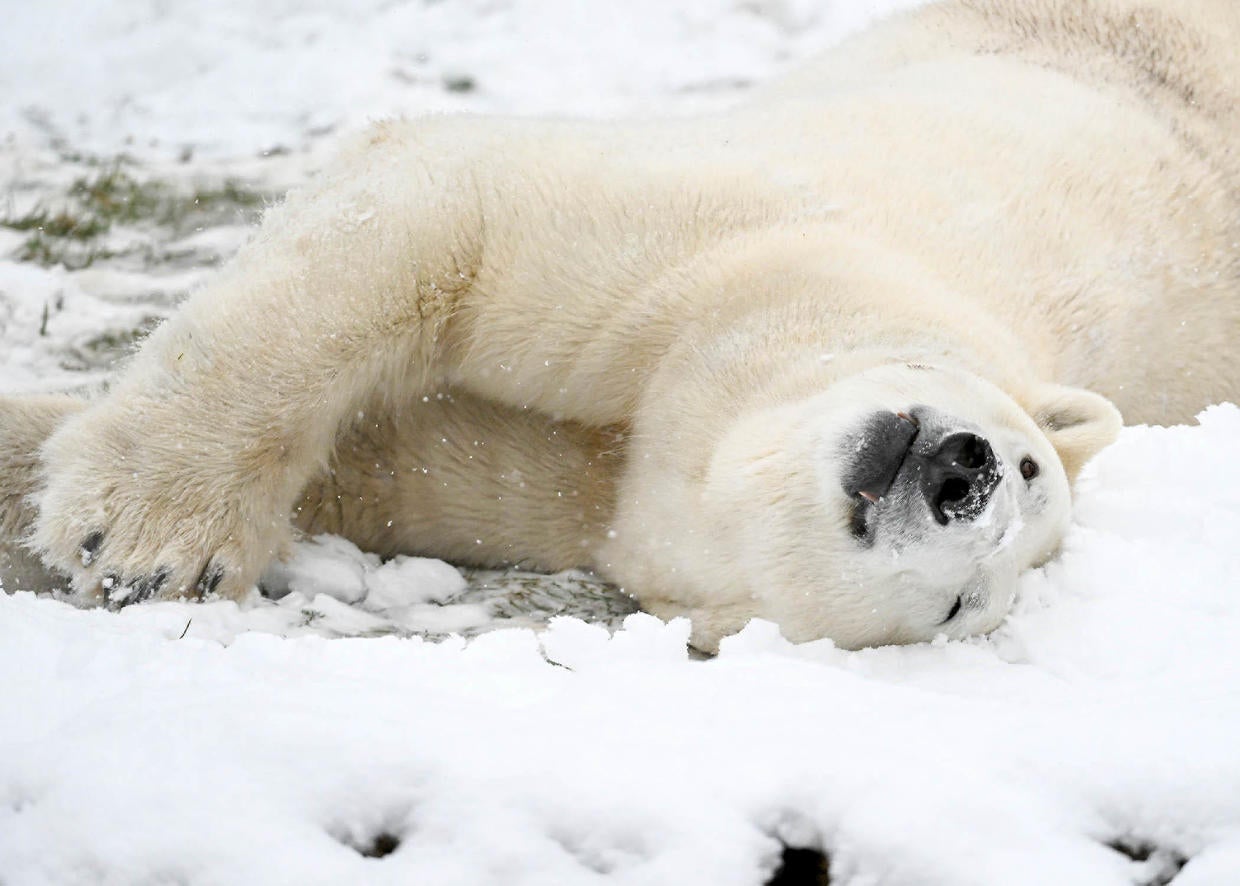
[1106, 838, 1187, 886]
[765, 844, 831, 886]
[5, 789, 35, 814]
[338, 830, 402, 859]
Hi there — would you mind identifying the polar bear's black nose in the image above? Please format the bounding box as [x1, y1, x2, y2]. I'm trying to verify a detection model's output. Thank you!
[918, 432, 1000, 525]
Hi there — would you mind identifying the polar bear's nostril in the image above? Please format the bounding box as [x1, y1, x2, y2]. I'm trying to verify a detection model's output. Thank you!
[920, 432, 999, 525]
[936, 476, 971, 507]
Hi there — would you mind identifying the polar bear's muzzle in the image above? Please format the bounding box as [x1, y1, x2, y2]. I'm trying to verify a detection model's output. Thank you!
[843, 407, 1003, 541]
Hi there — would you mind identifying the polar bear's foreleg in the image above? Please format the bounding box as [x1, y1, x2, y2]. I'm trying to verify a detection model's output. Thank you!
[2, 388, 618, 595]
[29, 113, 743, 605]
[30, 126, 489, 605]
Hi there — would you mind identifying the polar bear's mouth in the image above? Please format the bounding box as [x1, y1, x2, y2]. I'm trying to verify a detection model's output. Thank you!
[843, 411, 920, 539]
[843, 411, 921, 500]
[843, 407, 1002, 541]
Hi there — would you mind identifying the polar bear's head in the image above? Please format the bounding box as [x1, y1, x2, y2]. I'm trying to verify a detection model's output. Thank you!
[683, 363, 1121, 650]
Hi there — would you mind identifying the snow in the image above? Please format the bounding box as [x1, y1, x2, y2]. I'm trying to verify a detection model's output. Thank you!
[1, 1, 1239, 884]
[264, 533, 471, 610]
[2, 0, 922, 162]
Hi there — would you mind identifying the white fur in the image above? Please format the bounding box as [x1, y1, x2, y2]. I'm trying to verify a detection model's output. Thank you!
[2, 0, 1236, 649]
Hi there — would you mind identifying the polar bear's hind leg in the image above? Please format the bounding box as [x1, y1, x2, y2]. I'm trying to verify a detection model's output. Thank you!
[0, 395, 85, 592]
[297, 391, 621, 573]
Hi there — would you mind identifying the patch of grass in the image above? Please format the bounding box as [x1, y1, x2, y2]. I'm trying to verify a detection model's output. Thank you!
[1, 207, 109, 239]
[442, 72, 477, 93]
[67, 163, 267, 231]
[67, 164, 165, 225]
[18, 232, 117, 270]
[80, 320, 162, 353]
[57, 316, 164, 372]
[16, 234, 56, 266]
[188, 180, 266, 212]
[3, 160, 271, 269]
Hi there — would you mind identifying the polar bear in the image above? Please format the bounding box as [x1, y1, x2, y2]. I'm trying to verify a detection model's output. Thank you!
[1, 0, 1237, 650]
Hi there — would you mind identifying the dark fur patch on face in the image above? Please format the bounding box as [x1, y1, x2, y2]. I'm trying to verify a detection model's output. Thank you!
[839, 412, 920, 502]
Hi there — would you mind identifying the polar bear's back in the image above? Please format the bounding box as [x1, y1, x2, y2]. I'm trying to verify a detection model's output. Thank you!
[740, 0, 1240, 423]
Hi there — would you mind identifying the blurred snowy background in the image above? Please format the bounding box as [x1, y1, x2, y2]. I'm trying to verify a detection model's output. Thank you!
[2, 2, 1239, 884]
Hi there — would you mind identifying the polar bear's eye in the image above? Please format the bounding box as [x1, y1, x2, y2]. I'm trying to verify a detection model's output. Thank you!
[940, 594, 963, 624]
[1019, 456, 1039, 481]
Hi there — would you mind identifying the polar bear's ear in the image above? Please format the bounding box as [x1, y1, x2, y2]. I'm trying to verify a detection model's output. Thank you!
[1028, 384, 1122, 483]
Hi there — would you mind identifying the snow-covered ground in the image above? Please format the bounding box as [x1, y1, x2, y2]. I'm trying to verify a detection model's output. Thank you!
[1, 2, 1238, 884]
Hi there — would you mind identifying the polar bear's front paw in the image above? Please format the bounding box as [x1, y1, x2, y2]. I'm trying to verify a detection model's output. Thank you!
[32, 400, 293, 607]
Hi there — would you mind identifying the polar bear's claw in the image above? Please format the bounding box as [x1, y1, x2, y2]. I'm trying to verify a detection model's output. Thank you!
[194, 562, 225, 600]
[32, 398, 292, 608]
[56, 524, 255, 607]
[78, 531, 104, 567]
[100, 568, 172, 609]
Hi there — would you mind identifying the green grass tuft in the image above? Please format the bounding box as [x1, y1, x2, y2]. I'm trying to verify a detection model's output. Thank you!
[1, 207, 109, 240]
[2, 159, 270, 269]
